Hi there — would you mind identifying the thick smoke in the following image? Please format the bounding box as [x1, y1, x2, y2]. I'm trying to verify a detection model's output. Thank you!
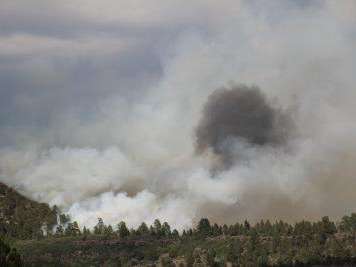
[1, 1, 356, 231]
[196, 84, 291, 167]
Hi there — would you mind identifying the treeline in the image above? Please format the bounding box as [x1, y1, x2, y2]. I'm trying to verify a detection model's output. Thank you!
[52, 217, 180, 239]
[7, 213, 356, 266]
[39, 213, 356, 240]
[46, 213, 356, 266]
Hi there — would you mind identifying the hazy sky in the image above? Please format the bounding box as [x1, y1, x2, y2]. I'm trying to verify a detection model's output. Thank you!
[0, 0, 321, 142]
[1, 0, 356, 230]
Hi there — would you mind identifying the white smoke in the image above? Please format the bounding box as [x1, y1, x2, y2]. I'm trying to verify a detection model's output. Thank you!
[1, 0, 356, 231]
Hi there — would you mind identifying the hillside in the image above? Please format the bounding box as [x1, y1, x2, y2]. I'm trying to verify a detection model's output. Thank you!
[14, 215, 356, 266]
[1, 182, 356, 266]
[0, 182, 57, 239]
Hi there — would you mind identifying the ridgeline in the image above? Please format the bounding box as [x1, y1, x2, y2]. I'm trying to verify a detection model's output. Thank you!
[0, 182, 356, 266]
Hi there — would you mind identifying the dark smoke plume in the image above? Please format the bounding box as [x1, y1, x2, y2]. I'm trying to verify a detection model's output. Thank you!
[196, 84, 291, 166]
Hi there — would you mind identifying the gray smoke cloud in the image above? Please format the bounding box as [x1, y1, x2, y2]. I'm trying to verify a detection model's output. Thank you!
[1, 0, 356, 231]
[196, 84, 291, 167]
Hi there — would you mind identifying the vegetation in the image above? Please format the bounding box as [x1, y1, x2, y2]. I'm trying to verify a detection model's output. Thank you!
[1, 182, 356, 266]
[0, 182, 57, 239]
[10, 214, 356, 266]
[0, 237, 23, 266]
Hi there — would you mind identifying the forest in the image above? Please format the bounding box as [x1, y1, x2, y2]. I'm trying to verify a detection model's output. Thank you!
[2, 210, 356, 266]
[1, 181, 356, 266]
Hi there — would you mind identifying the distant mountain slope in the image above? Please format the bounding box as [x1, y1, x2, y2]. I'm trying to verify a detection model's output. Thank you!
[0, 182, 57, 239]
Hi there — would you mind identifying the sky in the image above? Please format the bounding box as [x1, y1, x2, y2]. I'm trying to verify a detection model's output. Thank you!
[1, 0, 356, 230]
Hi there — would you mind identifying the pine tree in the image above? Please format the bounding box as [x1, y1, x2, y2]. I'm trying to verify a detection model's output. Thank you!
[244, 220, 251, 233]
[117, 221, 130, 238]
[197, 218, 211, 237]
[104, 225, 114, 237]
[153, 219, 162, 236]
[171, 229, 179, 238]
[94, 218, 105, 235]
[82, 226, 91, 236]
[137, 222, 149, 235]
[162, 222, 171, 236]
[72, 221, 81, 235]
[212, 223, 221, 236]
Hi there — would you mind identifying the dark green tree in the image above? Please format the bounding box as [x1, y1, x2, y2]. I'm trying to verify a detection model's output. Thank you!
[82, 226, 91, 236]
[153, 219, 162, 236]
[171, 229, 179, 238]
[137, 222, 149, 235]
[162, 222, 171, 236]
[117, 221, 130, 238]
[212, 223, 222, 236]
[94, 218, 105, 235]
[103, 225, 114, 238]
[197, 218, 211, 237]
[244, 220, 251, 233]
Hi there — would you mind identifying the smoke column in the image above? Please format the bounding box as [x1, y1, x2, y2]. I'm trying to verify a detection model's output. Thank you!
[0, 1, 356, 230]
[196, 84, 291, 168]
